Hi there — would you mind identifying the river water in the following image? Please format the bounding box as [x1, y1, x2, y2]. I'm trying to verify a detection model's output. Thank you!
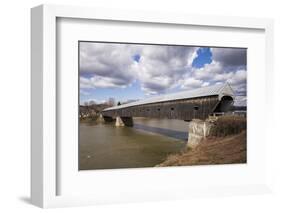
[79, 118, 189, 170]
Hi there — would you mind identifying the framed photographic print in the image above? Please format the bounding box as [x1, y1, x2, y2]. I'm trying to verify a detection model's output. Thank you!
[78, 41, 246, 170]
[31, 4, 274, 208]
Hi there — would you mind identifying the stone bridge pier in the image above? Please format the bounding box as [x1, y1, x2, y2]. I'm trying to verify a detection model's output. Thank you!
[116, 116, 134, 127]
[103, 116, 134, 127]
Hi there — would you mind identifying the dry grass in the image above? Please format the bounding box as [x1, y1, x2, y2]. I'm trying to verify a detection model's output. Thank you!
[157, 131, 247, 167]
[209, 115, 246, 137]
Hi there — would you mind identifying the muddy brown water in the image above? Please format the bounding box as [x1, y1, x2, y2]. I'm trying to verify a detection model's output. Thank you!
[79, 118, 188, 170]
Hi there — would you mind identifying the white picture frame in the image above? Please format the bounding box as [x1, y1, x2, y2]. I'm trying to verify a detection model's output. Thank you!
[31, 4, 274, 208]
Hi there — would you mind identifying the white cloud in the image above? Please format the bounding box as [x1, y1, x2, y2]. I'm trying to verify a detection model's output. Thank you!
[80, 76, 128, 89]
[180, 77, 204, 89]
[80, 89, 90, 96]
[234, 96, 247, 106]
[134, 46, 198, 94]
[80, 43, 247, 105]
[80, 42, 139, 88]
[202, 82, 210, 87]
[227, 70, 247, 85]
[192, 61, 223, 81]
[80, 42, 197, 94]
[185, 49, 247, 104]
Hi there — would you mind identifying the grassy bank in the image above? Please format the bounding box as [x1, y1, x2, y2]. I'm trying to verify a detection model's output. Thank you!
[157, 131, 246, 166]
[157, 115, 247, 167]
[209, 115, 246, 137]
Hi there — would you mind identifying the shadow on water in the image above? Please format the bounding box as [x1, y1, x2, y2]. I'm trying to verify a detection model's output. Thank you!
[133, 123, 188, 141]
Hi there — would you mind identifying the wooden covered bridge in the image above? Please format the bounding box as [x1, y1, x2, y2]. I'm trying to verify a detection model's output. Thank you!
[101, 83, 235, 126]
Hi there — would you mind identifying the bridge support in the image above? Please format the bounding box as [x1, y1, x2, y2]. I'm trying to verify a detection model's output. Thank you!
[115, 116, 125, 127]
[187, 119, 213, 148]
[116, 117, 134, 126]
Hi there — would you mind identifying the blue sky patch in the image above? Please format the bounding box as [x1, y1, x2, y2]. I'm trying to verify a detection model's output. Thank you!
[192, 48, 212, 68]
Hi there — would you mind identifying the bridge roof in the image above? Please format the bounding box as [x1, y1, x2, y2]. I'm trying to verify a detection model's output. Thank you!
[103, 83, 235, 111]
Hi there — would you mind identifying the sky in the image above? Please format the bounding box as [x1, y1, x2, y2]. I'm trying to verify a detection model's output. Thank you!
[79, 42, 247, 106]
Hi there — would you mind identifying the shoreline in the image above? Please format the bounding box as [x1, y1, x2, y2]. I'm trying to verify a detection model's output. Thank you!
[157, 131, 246, 167]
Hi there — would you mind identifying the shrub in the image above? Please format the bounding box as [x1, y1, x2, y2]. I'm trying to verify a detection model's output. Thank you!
[210, 115, 246, 137]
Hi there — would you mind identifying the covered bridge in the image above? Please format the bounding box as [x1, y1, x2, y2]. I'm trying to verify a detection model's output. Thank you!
[101, 83, 235, 126]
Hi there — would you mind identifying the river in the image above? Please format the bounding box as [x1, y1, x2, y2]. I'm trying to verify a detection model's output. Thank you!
[79, 118, 189, 170]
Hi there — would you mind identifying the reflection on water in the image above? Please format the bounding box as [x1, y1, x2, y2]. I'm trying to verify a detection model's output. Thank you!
[79, 118, 188, 170]
[133, 124, 188, 141]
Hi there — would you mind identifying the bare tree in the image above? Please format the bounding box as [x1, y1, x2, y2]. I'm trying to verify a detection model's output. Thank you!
[108, 97, 115, 107]
[89, 100, 96, 106]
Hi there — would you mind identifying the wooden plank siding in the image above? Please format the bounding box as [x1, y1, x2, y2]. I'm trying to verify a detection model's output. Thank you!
[101, 95, 220, 121]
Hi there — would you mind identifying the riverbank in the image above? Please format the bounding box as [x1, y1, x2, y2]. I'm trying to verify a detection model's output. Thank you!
[157, 130, 246, 166]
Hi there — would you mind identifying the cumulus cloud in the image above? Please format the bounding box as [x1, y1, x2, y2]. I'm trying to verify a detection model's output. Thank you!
[180, 77, 204, 90]
[80, 89, 90, 96]
[192, 61, 223, 81]
[228, 70, 247, 85]
[80, 42, 197, 94]
[80, 42, 247, 106]
[234, 96, 247, 106]
[133, 45, 197, 94]
[80, 76, 129, 89]
[187, 48, 247, 105]
[80, 42, 139, 88]
[211, 48, 247, 69]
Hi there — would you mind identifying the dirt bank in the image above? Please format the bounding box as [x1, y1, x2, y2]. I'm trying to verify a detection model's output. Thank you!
[157, 131, 246, 166]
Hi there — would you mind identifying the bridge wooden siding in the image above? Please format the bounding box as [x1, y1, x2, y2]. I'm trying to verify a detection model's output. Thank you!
[102, 95, 222, 121]
[101, 83, 235, 125]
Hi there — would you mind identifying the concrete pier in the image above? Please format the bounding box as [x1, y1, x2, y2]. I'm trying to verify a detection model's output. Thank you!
[115, 116, 125, 127]
[120, 117, 134, 127]
[187, 119, 213, 148]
